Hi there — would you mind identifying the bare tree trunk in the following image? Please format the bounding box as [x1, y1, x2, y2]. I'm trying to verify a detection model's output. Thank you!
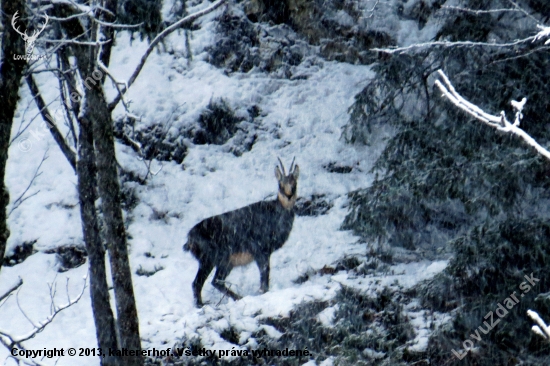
[51, 4, 143, 365]
[24, 38, 119, 363]
[86, 81, 143, 366]
[0, 0, 26, 271]
[77, 104, 120, 366]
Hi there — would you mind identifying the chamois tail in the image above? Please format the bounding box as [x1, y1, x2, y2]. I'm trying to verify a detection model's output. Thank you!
[183, 239, 199, 258]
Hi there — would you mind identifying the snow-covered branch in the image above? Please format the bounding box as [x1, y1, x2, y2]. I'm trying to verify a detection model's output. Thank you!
[96, 58, 129, 111]
[527, 309, 550, 340]
[534, 25, 550, 44]
[373, 36, 538, 54]
[0, 274, 87, 353]
[434, 69, 550, 161]
[443, 5, 531, 15]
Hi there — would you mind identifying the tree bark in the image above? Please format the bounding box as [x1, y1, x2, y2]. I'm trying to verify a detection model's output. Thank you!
[86, 79, 143, 366]
[77, 114, 120, 366]
[51, 4, 143, 365]
[0, 0, 26, 270]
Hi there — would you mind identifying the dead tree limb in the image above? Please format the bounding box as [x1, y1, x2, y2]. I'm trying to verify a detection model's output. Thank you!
[25, 75, 77, 171]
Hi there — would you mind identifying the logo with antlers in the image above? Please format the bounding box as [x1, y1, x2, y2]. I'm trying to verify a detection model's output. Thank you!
[11, 11, 48, 60]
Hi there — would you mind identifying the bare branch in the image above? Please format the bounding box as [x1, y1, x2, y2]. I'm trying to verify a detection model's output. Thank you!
[486, 45, 550, 65]
[25, 75, 77, 171]
[108, 0, 227, 111]
[443, 5, 530, 15]
[141, 159, 163, 181]
[35, 0, 93, 15]
[97, 58, 130, 111]
[10, 98, 38, 145]
[46, 11, 93, 22]
[16, 287, 40, 329]
[0, 335, 46, 366]
[8, 150, 46, 216]
[13, 274, 88, 344]
[0, 278, 23, 305]
[507, 0, 540, 24]
[43, 38, 111, 46]
[373, 36, 538, 54]
[0, 275, 87, 366]
[435, 69, 550, 161]
[42, 0, 128, 34]
[92, 18, 143, 29]
[120, 133, 142, 154]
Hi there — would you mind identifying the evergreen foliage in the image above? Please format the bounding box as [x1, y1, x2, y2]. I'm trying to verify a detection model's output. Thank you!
[117, 0, 163, 41]
[342, 0, 550, 362]
[147, 287, 416, 366]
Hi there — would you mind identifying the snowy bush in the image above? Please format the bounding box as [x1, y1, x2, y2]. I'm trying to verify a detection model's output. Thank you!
[194, 98, 243, 145]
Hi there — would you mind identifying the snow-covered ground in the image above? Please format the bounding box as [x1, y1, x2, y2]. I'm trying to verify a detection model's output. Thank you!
[0, 2, 448, 365]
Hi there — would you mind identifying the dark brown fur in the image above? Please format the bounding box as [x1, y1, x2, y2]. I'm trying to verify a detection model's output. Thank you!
[184, 159, 299, 306]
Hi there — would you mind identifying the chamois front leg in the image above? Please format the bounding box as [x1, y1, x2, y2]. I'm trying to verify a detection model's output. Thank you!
[212, 263, 242, 301]
[256, 255, 270, 294]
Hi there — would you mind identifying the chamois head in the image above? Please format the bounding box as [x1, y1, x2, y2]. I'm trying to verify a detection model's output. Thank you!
[275, 157, 299, 210]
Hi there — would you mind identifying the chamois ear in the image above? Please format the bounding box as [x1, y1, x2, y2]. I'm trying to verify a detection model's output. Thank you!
[291, 164, 299, 179]
[275, 165, 283, 182]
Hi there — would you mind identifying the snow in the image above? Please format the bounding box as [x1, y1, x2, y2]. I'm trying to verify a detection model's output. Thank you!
[317, 305, 339, 327]
[404, 300, 452, 353]
[0, 1, 449, 365]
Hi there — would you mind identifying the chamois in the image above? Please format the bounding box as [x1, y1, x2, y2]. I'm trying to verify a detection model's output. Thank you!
[184, 158, 299, 306]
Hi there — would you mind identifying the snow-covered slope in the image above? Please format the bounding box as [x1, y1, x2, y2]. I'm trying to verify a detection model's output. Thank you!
[0, 1, 448, 365]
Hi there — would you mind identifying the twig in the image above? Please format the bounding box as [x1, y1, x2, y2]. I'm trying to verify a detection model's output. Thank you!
[43, 38, 111, 46]
[16, 287, 40, 329]
[442, 5, 531, 15]
[507, 0, 540, 24]
[0, 335, 46, 366]
[96, 58, 129, 111]
[9, 151, 48, 215]
[13, 274, 88, 344]
[10, 98, 37, 144]
[0, 278, 23, 304]
[373, 35, 538, 54]
[120, 133, 142, 154]
[91, 18, 143, 29]
[142, 159, 163, 181]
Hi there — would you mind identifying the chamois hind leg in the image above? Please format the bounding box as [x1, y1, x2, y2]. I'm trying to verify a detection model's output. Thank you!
[212, 263, 242, 301]
[192, 259, 214, 307]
